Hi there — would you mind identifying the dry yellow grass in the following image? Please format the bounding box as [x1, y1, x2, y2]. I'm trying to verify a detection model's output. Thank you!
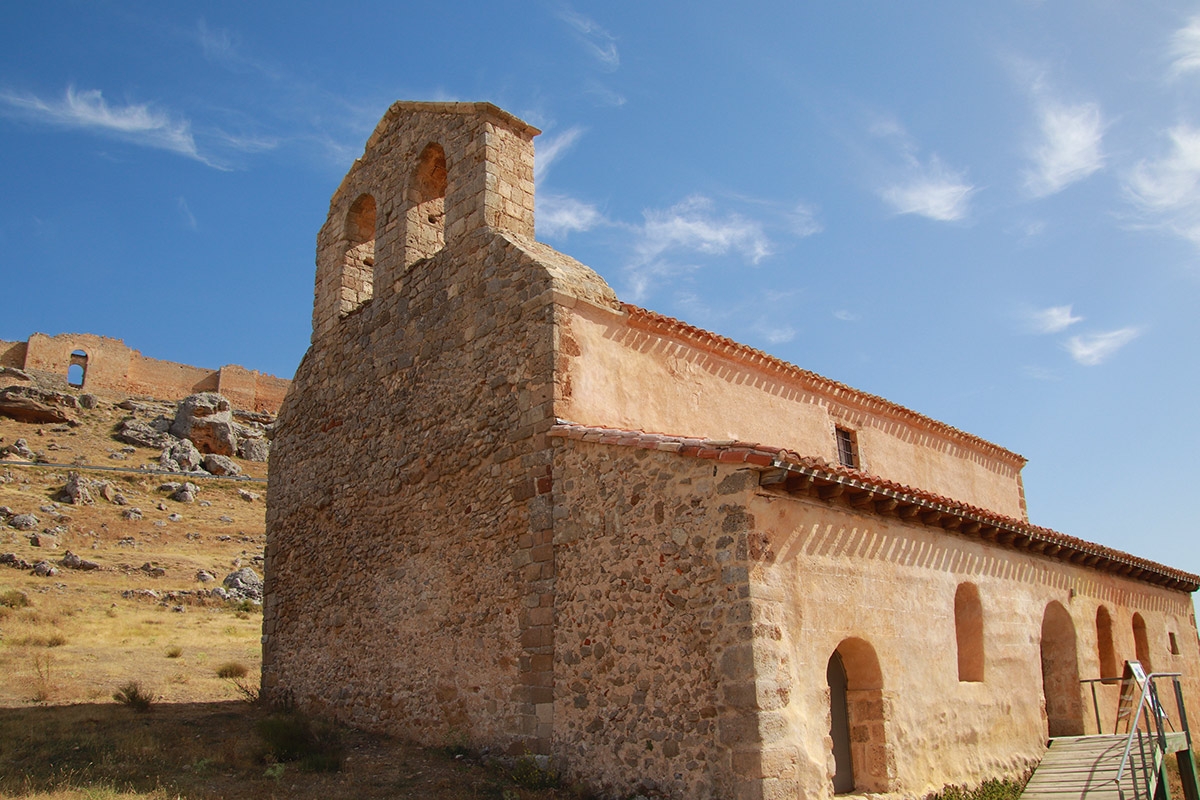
[0, 401, 587, 799]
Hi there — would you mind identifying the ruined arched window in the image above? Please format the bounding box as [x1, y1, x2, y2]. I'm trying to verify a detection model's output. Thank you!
[828, 638, 889, 794]
[405, 142, 447, 268]
[67, 349, 87, 388]
[340, 193, 376, 317]
[1132, 613, 1152, 672]
[954, 583, 984, 682]
[1096, 606, 1118, 680]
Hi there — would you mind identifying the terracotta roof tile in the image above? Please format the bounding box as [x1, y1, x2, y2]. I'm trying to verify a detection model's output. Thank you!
[550, 420, 1199, 592]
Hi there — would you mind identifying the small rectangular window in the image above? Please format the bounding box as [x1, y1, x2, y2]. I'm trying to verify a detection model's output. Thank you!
[835, 427, 858, 469]
[1170, 632, 1180, 655]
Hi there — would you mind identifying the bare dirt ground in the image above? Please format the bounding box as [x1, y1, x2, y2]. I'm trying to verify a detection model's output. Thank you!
[0, 402, 586, 800]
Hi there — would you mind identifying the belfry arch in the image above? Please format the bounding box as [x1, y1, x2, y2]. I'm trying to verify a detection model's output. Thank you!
[340, 193, 377, 316]
[405, 142, 447, 268]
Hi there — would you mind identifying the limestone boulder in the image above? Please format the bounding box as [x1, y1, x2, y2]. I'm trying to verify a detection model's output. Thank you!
[60, 550, 100, 571]
[114, 418, 173, 450]
[0, 386, 74, 425]
[202, 454, 241, 477]
[171, 393, 239, 456]
[57, 472, 94, 505]
[237, 435, 270, 462]
[8, 513, 38, 531]
[160, 439, 203, 473]
[222, 567, 263, 602]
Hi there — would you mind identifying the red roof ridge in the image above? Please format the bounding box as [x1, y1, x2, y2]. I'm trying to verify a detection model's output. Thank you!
[618, 303, 1026, 467]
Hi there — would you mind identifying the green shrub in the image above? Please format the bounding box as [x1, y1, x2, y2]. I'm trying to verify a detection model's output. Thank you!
[927, 778, 1026, 800]
[0, 589, 29, 609]
[256, 712, 343, 772]
[112, 681, 153, 712]
[510, 752, 560, 789]
[216, 661, 248, 679]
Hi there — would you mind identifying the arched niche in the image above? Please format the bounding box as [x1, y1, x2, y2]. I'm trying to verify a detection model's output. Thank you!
[954, 582, 984, 683]
[1040, 601, 1084, 737]
[1132, 613, 1152, 672]
[67, 349, 88, 388]
[1096, 606, 1118, 680]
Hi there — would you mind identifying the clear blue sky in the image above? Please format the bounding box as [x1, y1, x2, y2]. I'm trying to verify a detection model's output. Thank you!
[1, 2, 1198, 575]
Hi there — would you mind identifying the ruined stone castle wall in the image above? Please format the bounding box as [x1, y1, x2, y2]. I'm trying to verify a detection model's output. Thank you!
[557, 300, 1027, 520]
[0, 332, 287, 412]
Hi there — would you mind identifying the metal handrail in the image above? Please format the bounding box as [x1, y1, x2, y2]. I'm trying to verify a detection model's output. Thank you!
[1114, 671, 1183, 799]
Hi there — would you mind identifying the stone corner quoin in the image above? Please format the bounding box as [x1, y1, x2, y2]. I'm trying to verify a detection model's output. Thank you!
[261, 99, 1200, 800]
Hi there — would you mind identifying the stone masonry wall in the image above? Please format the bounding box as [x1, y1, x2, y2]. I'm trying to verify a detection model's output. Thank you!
[265, 230, 557, 750]
[266, 102, 620, 755]
[550, 440, 769, 799]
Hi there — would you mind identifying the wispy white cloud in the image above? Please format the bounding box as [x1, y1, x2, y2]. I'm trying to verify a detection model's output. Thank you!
[177, 197, 197, 230]
[1023, 90, 1105, 197]
[584, 81, 626, 107]
[788, 202, 824, 237]
[557, 7, 620, 71]
[0, 86, 217, 166]
[635, 195, 770, 265]
[535, 126, 585, 183]
[871, 119, 974, 221]
[833, 310, 860, 322]
[195, 19, 279, 79]
[537, 194, 603, 238]
[1170, 16, 1200, 78]
[1026, 304, 1083, 334]
[1064, 327, 1141, 366]
[880, 156, 974, 221]
[1124, 124, 1200, 245]
[624, 196, 771, 302]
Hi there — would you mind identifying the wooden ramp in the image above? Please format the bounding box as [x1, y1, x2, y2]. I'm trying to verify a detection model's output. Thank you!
[1020, 734, 1185, 800]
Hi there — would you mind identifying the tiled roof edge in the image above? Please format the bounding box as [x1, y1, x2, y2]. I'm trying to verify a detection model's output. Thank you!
[550, 420, 1199, 593]
[618, 303, 1027, 468]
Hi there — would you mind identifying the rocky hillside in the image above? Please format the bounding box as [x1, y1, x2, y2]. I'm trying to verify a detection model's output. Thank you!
[0, 370, 271, 706]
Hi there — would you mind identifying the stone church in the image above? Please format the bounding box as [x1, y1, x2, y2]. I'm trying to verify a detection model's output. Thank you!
[262, 101, 1200, 800]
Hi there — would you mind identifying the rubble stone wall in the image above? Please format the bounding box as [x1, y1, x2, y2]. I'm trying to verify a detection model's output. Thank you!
[549, 440, 758, 799]
[1, 332, 287, 412]
[266, 103, 618, 755]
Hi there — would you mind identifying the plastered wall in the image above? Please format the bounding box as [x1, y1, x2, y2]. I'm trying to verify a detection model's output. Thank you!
[557, 301, 1028, 520]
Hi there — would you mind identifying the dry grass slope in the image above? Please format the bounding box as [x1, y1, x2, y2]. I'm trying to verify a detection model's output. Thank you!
[0, 400, 586, 800]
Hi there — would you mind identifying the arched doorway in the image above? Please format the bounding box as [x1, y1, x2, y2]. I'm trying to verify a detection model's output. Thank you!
[828, 638, 889, 793]
[827, 651, 853, 794]
[1041, 601, 1084, 737]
